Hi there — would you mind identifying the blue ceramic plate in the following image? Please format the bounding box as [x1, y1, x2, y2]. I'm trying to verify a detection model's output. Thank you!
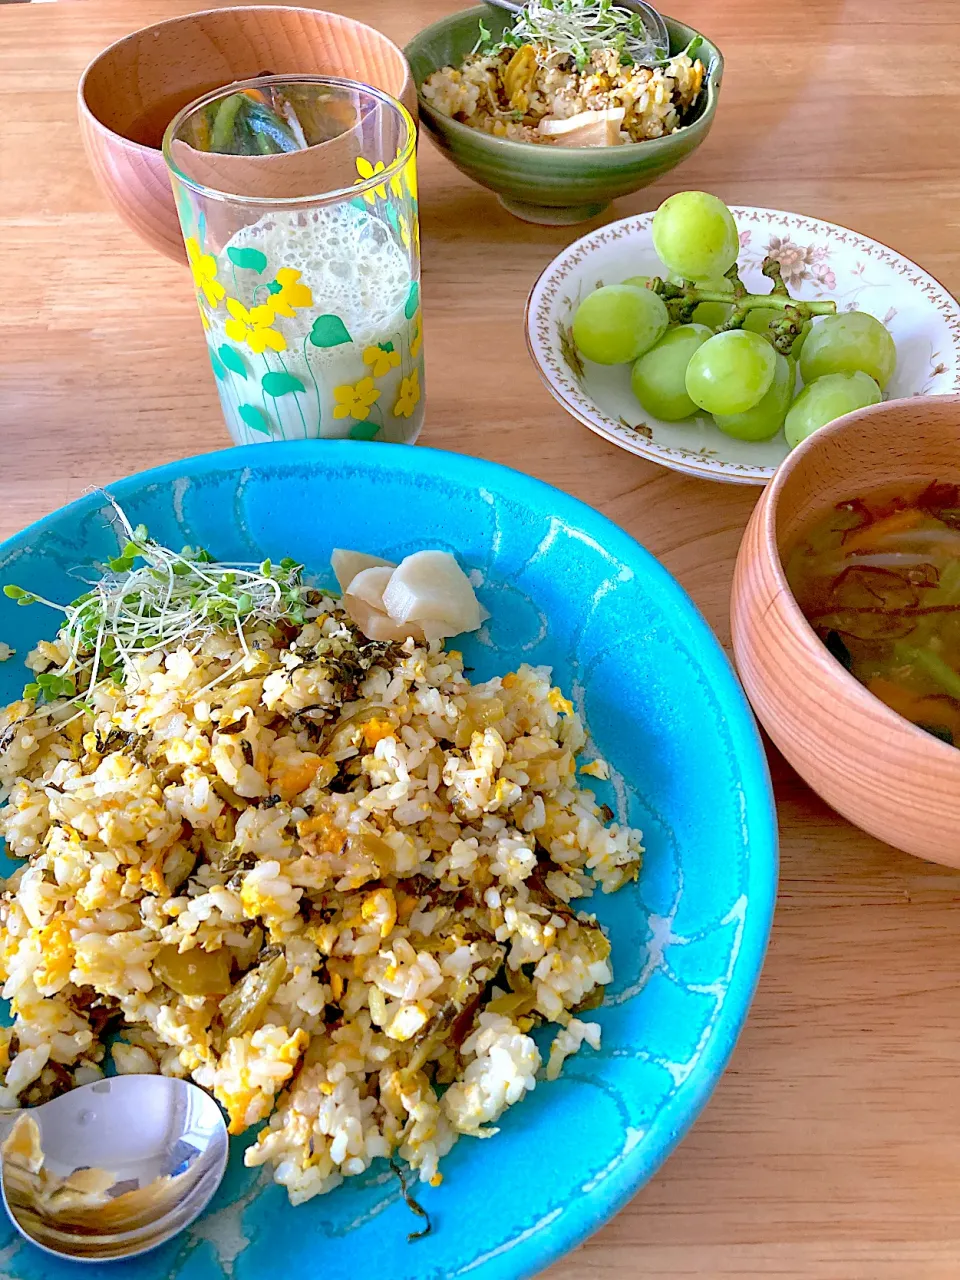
[0, 442, 776, 1280]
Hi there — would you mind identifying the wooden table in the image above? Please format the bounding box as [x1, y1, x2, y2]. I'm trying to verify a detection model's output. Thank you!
[3, 0, 960, 1275]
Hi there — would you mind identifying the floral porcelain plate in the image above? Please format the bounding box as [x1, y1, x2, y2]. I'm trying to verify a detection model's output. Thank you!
[526, 207, 960, 485]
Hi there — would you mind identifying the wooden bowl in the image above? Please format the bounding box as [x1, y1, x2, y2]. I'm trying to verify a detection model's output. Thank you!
[731, 395, 960, 866]
[78, 6, 415, 262]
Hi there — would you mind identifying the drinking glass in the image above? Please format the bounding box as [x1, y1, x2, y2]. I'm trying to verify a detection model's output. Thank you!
[163, 76, 422, 445]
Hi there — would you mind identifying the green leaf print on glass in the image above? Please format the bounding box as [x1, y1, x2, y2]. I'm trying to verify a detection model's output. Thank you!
[227, 247, 268, 273]
[218, 344, 248, 379]
[267, 280, 282, 295]
[238, 403, 272, 435]
[379, 341, 395, 353]
[404, 281, 420, 320]
[348, 420, 380, 441]
[175, 188, 194, 236]
[310, 315, 352, 348]
[261, 371, 305, 397]
[384, 203, 401, 233]
[350, 197, 367, 212]
[209, 350, 227, 381]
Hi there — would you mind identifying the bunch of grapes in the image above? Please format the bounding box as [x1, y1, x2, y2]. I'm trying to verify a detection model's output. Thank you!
[571, 192, 897, 447]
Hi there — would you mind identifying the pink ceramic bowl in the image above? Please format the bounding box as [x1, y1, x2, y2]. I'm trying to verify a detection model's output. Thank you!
[731, 395, 960, 866]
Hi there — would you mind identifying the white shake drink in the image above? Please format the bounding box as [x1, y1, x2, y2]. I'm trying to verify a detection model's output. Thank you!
[200, 203, 423, 445]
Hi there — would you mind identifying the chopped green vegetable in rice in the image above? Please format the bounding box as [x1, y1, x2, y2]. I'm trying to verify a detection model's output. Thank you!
[0, 519, 642, 1204]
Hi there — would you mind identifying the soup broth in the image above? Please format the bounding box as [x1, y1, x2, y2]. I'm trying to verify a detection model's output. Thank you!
[786, 481, 960, 746]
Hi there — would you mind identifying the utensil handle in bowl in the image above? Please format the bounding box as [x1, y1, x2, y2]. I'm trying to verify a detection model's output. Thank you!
[628, 1, 670, 52]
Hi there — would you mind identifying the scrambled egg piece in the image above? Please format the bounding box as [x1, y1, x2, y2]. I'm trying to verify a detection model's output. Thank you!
[217, 1033, 307, 1134]
[33, 918, 74, 993]
[361, 887, 397, 939]
[503, 44, 538, 110]
[548, 689, 574, 716]
[297, 812, 346, 856]
[270, 752, 331, 801]
[361, 718, 397, 749]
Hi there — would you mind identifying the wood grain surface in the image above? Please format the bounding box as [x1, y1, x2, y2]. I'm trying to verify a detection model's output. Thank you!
[2, 1, 960, 1276]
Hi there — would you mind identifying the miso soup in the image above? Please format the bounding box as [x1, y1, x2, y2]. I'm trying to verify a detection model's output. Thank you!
[785, 481, 960, 746]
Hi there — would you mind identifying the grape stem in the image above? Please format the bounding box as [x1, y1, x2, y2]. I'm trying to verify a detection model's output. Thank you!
[647, 256, 838, 354]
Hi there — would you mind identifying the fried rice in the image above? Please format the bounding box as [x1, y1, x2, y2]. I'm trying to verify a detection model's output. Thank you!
[422, 45, 704, 145]
[0, 596, 642, 1204]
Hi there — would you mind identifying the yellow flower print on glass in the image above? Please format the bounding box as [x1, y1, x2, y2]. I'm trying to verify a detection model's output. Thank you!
[363, 344, 401, 379]
[270, 268, 313, 318]
[187, 237, 225, 309]
[225, 299, 286, 354]
[403, 156, 418, 201]
[333, 376, 380, 420]
[390, 149, 405, 199]
[398, 214, 411, 249]
[410, 310, 423, 360]
[393, 369, 421, 419]
[355, 157, 388, 204]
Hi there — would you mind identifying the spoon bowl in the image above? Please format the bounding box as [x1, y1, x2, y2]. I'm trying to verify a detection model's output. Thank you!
[0, 1075, 228, 1261]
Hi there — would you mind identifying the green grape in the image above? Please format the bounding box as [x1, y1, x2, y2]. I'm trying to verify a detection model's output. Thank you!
[799, 311, 897, 389]
[630, 323, 713, 420]
[684, 330, 777, 416]
[743, 310, 811, 357]
[784, 371, 882, 449]
[743, 308, 777, 339]
[652, 191, 740, 283]
[572, 284, 669, 364]
[790, 319, 812, 360]
[693, 277, 735, 329]
[622, 275, 649, 290]
[667, 272, 733, 329]
[714, 353, 795, 441]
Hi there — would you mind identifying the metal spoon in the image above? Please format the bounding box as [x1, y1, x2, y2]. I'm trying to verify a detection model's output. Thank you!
[482, 0, 671, 57]
[0, 1075, 228, 1262]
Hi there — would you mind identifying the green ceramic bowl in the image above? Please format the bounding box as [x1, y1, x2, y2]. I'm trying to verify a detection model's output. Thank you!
[404, 5, 723, 225]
